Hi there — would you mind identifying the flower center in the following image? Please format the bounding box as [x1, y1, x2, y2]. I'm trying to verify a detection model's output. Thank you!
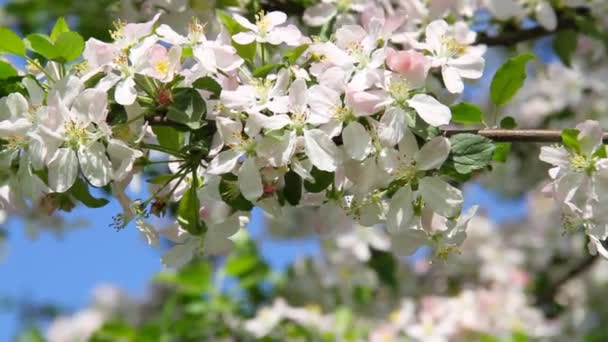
[332, 105, 353, 122]
[255, 11, 271, 36]
[65, 120, 89, 149]
[441, 37, 467, 58]
[396, 162, 417, 182]
[154, 59, 171, 77]
[388, 80, 412, 105]
[110, 19, 126, 41]
[188, 17, 206, 42]
[5, 135, 27, 151]
[570, 154, 594, 172]
[336, 0, 352, 12]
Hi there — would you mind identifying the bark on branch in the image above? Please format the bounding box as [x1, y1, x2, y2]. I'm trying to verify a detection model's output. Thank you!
[442, 129, 608, 143]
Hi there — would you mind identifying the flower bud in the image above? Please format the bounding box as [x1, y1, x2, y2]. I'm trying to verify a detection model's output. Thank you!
[386, 48, 430, 86]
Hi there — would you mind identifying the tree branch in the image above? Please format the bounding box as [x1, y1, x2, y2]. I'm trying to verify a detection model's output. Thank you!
[442, 129, 608, 143]
[476, 9, 584, 46]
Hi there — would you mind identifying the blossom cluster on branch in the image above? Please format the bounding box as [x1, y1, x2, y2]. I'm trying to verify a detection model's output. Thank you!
[0, 0, 607, 267]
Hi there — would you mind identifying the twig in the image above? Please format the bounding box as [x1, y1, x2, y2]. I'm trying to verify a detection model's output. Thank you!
[476, 9, 585, 46]
[442, 129, 608, 143]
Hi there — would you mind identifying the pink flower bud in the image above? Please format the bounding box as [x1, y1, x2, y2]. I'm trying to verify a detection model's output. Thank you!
[386, 48, 430, 86]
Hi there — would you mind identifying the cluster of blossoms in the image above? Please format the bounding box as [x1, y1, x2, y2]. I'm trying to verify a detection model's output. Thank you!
[540, 120, 608, 257]
[1, 0, 608, 266]
[0, 2, 491, 266]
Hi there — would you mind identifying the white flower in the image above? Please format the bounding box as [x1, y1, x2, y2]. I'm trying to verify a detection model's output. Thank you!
[418, 20, 485, 94]
[232, 11, 303, 46]
[335, 224, 390, 261]
[303, 0, 367, 27]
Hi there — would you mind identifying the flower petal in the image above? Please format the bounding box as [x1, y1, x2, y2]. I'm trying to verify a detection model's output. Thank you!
[238, 158, 263, 202]
[78, 141, 113, 187]
[48, 148, 78, 193]
[415, 137, 450, 170]
[419, 176, 463, 218]
[407, 94, 451, 127]
[342, 121, 372, 161]
[303, 129, 342, 172]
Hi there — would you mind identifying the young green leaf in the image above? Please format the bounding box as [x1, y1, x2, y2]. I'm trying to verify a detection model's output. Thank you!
[177, 177, 206, 236]
[167, 88, 207, 129]
[0, 61, 17, 80]
[500, 116, 517, 129]
[0, 27, 26, 56]
[561, 128, 581, 153]
[50, 17, 70, 42]
[553, 30, 577, 68]
[26, 34, 59, 60]
[303, 167, 334, 193]
[219, 174, 254, 211]
[70, 178, 110, 208]
[253, 63, 283, 78]
[493, 142, 511, 162]
[192, 76, 222, 98]
[152, 126, 185, 152]
[490, 53, 535, 106]
[54, 31, 85, 62]
[450, 102, 484, 124]
[283, 171, 302, 205]
[284, 44, 309, 64]
[449, 133, 496, 174]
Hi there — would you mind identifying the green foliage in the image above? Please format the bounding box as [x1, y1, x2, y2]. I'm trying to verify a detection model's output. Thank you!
[449, 133, 496, 174]
[493, 142, 512, 163]
[553, 30, 578, 67]
[177, 176, 206, 236]
[490, 53, 535, 106]
[219, 174, 254, 211]
[562, 128, 581, 153]
[192, 76, 222, 98]
[25, 18, 85, 62]
[0, 61, 18, 80]
[253, 63, 284, 78]
[152, 126, 185, 152]
[167, 88, 207, 129]
[216, 9, 257, 63]
[0, 27, 26, 56]
[500, 116, 517, 129]
[70, 178, 109, 208]
[284, 44, 309, 64]
[283, 171, 303, 205]
[303, 167, 334, 193]
[450, 102, 484, 124]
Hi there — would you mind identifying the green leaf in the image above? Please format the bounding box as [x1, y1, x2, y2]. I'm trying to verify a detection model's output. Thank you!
[90, 321, 136, 341]
[0, 27, 25, 56]
[449, 133, 496, 174]
[450, 102, 483, 124]
[303, 167, 334, 193]
[54, 31, 85, 62]
[192, 76, 222, 98]
[215, 9, 256, 62]
[492, 142, 511, 162]
[50, 17, 70, 42]
[561, 128, 581, 153]
[283, 171, 302, 205]
[70, 178, 109, 208]
[500, 116, 517, 129]
[0, 61, 17, 80]
[216, 9, 245, 35]
[26, 31, 84, 62]
[490, 53, 535, 106]
[152, 126, 185, 152]
[253, 63, 283, 78]
[167, 88, 206, 129]
[177, 177, 206, 236]
[219, 174, 254, 211]
[146, 174, 175, 184]
[284, 44, 309, 64]
[553, 30, 577, 67]
[235, 41, 256, 63]
[26, 33, 58, 59]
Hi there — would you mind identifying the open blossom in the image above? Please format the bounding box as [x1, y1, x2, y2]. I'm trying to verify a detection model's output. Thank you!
[540, 120, 608, 257]
[232, 11, 303, 46]
[417, 20, 485, 94]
